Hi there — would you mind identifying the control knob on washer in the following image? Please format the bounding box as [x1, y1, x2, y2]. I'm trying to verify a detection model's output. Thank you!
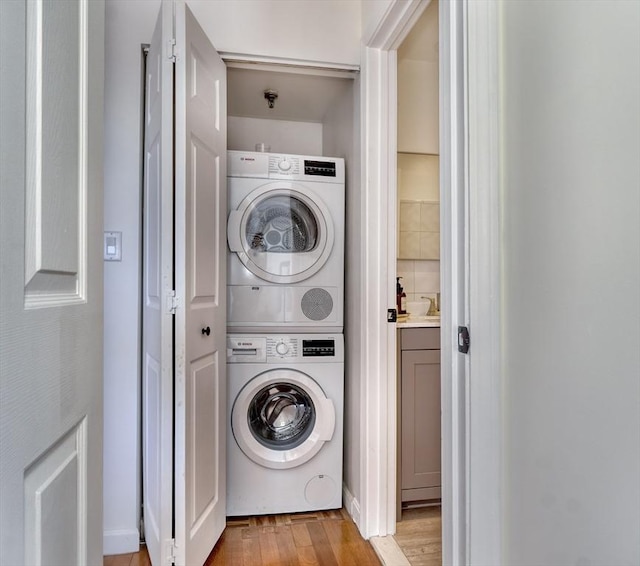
[275, 341, 289, 356]
[278, 158, 292, 172]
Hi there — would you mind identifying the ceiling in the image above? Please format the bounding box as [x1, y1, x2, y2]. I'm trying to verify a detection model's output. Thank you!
[398, 0, 439, 63]
[225, 1, 437, 122]
[227, 66, 355, 123]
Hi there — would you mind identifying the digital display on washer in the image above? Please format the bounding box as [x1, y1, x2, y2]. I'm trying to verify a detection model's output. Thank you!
[302, 339, 335, 357]
[304, 160, 336, 177]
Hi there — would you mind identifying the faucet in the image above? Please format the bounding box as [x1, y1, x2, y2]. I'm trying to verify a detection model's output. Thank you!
[421, 294, 440, 316]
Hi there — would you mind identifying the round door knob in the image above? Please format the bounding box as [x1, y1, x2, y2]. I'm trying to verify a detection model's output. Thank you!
[275, 342, 289, 355]
[201, 326, 211, 336]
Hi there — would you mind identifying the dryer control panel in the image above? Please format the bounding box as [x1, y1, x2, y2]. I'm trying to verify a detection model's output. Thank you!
[227, 151, 345, 184]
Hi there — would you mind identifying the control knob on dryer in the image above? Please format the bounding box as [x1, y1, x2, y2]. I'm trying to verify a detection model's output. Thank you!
[275, 341, 289, 356]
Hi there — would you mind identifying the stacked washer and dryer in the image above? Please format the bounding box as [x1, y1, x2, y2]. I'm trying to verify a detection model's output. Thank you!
[226, 150, 345, 516]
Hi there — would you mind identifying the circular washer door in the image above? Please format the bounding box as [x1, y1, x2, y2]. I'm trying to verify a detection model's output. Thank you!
[231, 369, 336, 470]
[227, 183, 334, 284]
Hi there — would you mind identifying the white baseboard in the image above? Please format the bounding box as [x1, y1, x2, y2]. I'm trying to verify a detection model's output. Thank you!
[342, 483, 361, 531]
[343, 483, 409, 565]
[103, 528, 140, 556]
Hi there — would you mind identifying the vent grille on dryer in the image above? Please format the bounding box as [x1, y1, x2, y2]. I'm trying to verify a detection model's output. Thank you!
[301, 288, 333, 321]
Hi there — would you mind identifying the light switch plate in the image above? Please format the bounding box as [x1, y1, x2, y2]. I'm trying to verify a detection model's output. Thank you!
[104, 231, 122, 261]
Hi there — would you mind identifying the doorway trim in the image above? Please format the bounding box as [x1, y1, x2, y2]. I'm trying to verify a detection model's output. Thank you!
[360, 0, 503, 564]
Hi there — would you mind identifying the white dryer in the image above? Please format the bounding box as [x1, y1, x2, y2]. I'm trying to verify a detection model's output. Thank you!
[226, 333, 344, 516]
[227, 151, 344, 332]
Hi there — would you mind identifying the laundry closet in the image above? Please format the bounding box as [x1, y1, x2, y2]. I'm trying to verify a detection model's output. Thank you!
[223, 62, 358, 520]
[226, 61, 354, 528]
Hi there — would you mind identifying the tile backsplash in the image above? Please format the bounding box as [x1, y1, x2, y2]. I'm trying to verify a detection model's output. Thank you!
[397, 259, 440, 302]
[398, 200, 440, 259]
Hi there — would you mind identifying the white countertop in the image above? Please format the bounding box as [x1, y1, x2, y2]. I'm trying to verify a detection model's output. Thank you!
[396, 315, 441, 328]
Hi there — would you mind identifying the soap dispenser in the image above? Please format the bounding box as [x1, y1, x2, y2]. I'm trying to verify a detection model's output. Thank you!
[396, 277, 407, 315]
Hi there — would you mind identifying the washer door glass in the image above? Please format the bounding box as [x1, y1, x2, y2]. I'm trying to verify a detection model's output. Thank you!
[232, 369, 336, 470]
[248, 382, 315, 450]
[227, 185, 334, 284]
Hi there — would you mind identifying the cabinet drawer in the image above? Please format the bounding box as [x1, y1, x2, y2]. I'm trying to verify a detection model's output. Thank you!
[400, 327, 440, 350]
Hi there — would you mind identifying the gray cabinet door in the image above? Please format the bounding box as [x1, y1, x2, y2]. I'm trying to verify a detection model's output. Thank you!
[401, 348, 441, 499]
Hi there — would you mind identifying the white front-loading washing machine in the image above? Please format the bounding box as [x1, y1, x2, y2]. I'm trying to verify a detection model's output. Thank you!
[227, 151, 345, 333]
[226, 333, 344, 516]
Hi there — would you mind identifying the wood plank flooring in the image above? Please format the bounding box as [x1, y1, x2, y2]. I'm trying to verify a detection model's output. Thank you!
[104, 549, 151, 566]
[393, 505, 442, 566]
[104, 509, 381, 566]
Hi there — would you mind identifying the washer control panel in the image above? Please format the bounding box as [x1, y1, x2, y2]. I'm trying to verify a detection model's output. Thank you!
[228, 334, 344, 363]
[227, 336, 267, 363]
[302, 339, 335, 357]
[267, 337, 299, 359]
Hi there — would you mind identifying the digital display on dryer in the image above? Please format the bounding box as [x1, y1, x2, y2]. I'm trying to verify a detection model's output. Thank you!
[302, 339, 335, 357]
[304, 160, 336, 177]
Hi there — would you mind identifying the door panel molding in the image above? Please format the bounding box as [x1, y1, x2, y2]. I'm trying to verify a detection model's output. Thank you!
[24, 0, 89, 308]
[188, 136, 219, 303]
[24, 420, 88, 566]
[188, 354, 219, 532]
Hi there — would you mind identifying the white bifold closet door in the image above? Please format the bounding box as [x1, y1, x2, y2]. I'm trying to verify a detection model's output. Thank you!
[142, 1, 227, 565]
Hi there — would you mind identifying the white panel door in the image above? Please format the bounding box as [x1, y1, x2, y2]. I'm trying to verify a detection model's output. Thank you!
[0, 1, 104, 564]
[173, 2, 227, 564]
[142, 3, 175, 566]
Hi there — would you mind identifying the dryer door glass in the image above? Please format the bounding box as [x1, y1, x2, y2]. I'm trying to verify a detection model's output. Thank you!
[228, 186, 335, 284]
[245, 196, 318, 253]
[248, 382, 316, 450]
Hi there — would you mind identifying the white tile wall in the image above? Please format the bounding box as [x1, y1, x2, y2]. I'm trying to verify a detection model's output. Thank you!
[397, 259, 440, 302]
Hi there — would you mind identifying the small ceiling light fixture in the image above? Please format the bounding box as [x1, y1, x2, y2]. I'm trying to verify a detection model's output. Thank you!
[264, 89, 278, 109]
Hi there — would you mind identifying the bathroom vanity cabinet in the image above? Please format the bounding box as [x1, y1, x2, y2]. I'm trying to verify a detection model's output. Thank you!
[398, 327, 441, 508]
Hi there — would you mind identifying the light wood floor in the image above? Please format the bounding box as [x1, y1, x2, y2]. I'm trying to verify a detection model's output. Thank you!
[104, 549, 150, 566]
[104, 508, 381, 566]
[393, 505, 442, 566]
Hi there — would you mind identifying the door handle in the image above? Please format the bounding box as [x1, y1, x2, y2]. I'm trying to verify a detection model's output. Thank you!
[227, 211, 242, 252]
[201, 326, 211, 336]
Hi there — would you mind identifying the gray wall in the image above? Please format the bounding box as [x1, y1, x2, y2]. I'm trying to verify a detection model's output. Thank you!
[500, 1, 640, 564]
[103, 0, 159, 554]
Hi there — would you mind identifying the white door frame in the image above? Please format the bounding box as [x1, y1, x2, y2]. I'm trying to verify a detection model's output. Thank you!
[360, 0, 502, 564]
